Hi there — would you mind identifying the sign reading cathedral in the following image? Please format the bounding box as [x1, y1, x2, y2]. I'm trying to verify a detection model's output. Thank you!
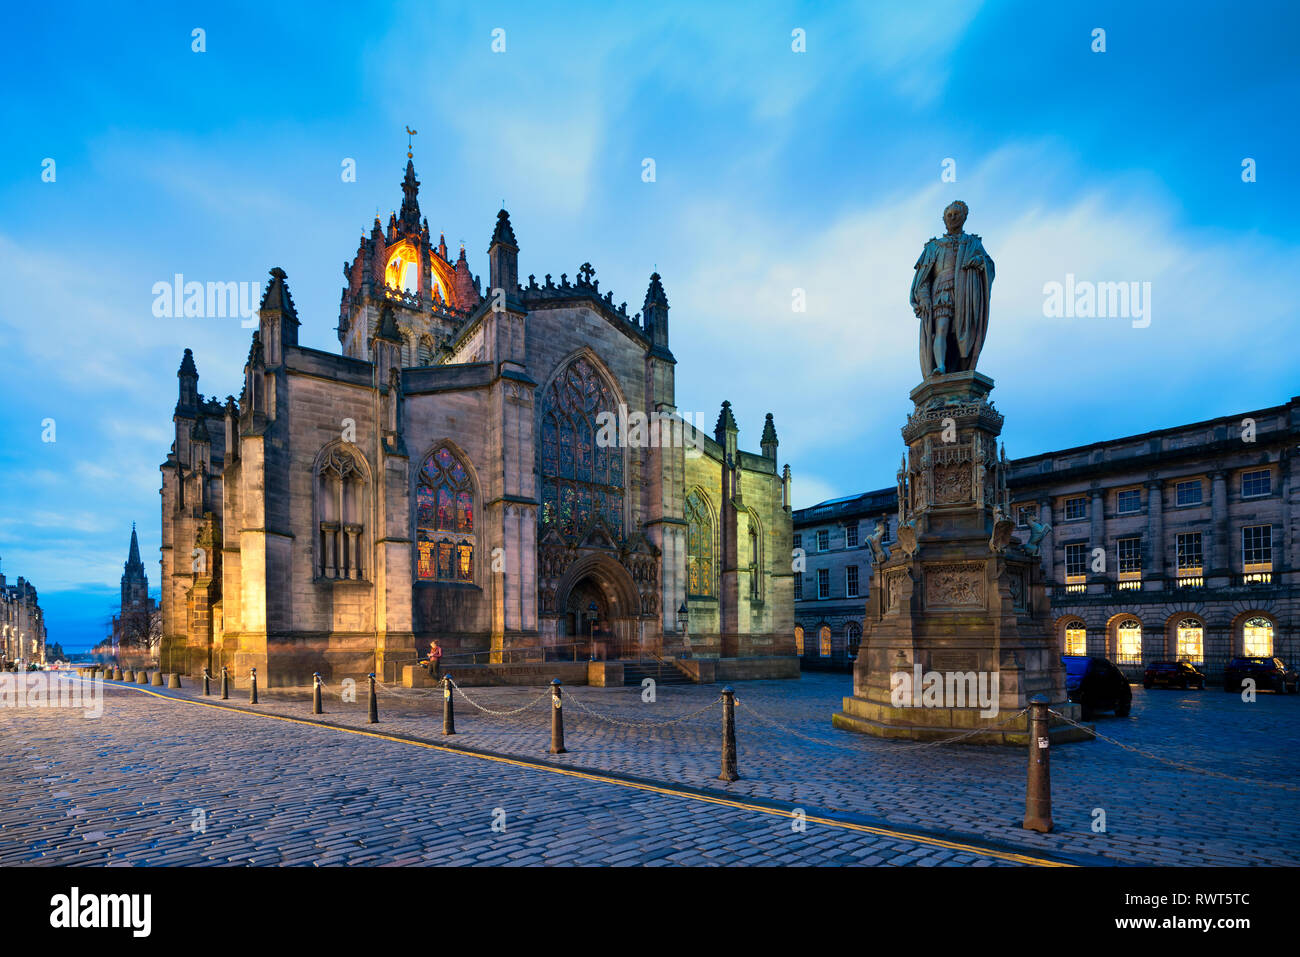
[158, 153, 795, 686]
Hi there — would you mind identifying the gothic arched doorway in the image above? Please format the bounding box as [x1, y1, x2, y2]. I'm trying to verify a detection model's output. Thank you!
[553, 555, 641, 660]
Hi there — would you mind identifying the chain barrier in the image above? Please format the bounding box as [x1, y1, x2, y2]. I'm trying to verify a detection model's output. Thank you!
[562, 691, 721, 731]
[447, 678, 551, 717]
[1048, 709, 1300, 792]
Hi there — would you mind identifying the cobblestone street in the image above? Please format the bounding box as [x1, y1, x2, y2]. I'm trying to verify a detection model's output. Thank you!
[2, 672, 1296, 866]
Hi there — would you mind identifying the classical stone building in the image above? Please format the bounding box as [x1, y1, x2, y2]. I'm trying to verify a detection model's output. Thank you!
[795, 395, 1299, 679]
[0, 562, 46, 668]
[109, 524, 158, 662]
[159, 157, 795, 686]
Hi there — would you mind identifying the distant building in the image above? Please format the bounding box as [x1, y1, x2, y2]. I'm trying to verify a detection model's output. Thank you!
[0, 560, 46, 667]
[110, 524, 157, 661]
[794, 395, 1298, 678]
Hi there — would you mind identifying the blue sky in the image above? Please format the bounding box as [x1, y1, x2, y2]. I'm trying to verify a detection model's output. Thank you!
[1, 0, 1296, 650]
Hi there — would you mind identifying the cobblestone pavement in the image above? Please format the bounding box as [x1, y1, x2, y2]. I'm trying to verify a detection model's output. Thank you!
[0, 680, 1040, 867]
[95, 669, 1299, 866]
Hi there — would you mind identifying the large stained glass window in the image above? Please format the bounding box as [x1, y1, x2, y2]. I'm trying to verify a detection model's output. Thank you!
[417, 446, 474, 582]
[685, 489, 715, 598]
[539, 357, 624, 540]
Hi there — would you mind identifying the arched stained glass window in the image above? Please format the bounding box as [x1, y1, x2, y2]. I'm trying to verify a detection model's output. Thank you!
[539, 356, 624, 540]
[685, 489, 715, 598]
[417, 446, 474, 582]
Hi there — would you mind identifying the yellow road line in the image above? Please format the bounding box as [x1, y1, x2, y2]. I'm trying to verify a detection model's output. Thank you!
[100, 678, 1073, 868]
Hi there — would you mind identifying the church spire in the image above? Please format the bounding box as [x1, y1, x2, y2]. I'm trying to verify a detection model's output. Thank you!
[761, 412, 779, 459]
[399, 158, 421, 234]
[127, 523, 142, 569]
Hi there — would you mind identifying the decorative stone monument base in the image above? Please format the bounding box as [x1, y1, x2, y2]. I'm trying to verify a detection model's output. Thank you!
[832, 371, 1091, 744]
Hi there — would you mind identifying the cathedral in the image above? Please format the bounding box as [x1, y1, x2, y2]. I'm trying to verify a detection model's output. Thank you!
[159, 155, 795, 686]
[109, 524, 157, 663]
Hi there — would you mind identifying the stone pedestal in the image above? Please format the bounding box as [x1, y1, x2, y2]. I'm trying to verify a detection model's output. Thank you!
[832, 372, 1089, 744]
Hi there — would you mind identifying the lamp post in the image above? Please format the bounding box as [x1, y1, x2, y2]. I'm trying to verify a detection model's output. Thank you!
[677, 601, 690, 658]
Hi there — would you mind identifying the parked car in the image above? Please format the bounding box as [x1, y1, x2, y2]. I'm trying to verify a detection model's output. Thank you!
[1062, 655, 1132, 718]
[1222, 657, 1298, 694]
[1143, 660, 1206, 690]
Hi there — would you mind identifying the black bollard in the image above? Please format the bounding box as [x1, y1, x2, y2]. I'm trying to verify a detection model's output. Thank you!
[367, 673, 379, 724]
[1022, 694, 1053, 833]
[203, 668, 211, 696]
[718, 687, 739, 782]
[220, 665, 229, 700]
[441, 674, 456, 735]
[549, 679, 566, 755]
[312, 672, 323, 715]
[250, 667, 259, 705]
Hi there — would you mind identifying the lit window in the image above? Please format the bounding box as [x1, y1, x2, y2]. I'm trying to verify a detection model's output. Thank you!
[1064, 497, 1087, 521]
[845, 524, 859, 548]
[1115, 619, 1142, 664]
[845, 622, 861, 659]
[1064, 543, 1088, 593]
[846, 565, 859, 599]
[817, 529, 829, 552]
[1175, 480, 1202, 507]
[1242, 525, 1273, 582]
[1175, 618, 1203, 663]
[416, 446, 474, 583]
[1117, 537, 1142, 588]
[817, 568, 830, 599]
[1064, 621, 1087, 656]
[1116, 489, 1141, 514]
[819, 626, 832, 658]
[1241, 470, 1271, 498]
[794, 625, 805, 656]
[1243, 616, 1273, 656]
[1176, 533, 1203, 587]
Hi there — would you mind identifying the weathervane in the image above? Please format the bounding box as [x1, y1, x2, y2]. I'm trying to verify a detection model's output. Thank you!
[405, 125, 418, 159]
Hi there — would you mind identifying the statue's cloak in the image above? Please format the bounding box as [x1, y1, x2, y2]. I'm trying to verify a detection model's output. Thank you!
[910, 232, 994, 376]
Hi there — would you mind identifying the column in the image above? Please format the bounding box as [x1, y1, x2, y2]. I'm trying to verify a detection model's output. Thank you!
[1209, 470, 1229, 578]
[1145, 479, 1164, 584]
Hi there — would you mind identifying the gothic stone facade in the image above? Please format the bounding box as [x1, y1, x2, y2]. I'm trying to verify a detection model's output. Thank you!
[795, 395, 1299, 679]
[159, 161, 794, 686]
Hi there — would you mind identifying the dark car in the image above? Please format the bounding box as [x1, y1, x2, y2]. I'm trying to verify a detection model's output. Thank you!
[1062, 655, 1132, 719]
[1222, 657, 1298, 694]
[1143, 660, 1206, 690]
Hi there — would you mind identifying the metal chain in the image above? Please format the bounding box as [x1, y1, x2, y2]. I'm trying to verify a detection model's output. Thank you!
[448, 678, 550, 716]
[1048, 709, 1300, 792]
[562, 692, 720, 730]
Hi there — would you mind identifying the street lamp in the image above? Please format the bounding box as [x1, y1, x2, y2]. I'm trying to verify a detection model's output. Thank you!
[677, 602, 691, 658]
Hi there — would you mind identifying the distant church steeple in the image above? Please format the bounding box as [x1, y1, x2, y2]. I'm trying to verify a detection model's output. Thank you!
[121, 523, 149, 610]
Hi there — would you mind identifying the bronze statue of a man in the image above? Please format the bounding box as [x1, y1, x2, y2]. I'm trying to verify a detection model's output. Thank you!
[909, 200, 995, 378]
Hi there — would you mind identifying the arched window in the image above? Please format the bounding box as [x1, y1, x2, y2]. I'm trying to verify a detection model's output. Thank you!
[539, 356, 624, 540]
[1175, 617, 1204, 663]
[416, 446, 475, 583]
[794, 625, 804, 656]
[747, 517, 762, 601]
[418, 335, 435, 365]
[845, 621, 862, 659]
[1243, 616, 1273, 656]
[1064, 620, 1087, 656]
[684, 490, 715, 598]
[1115, 619, 1142, 665]
[819, 625, 832, 658]
[316, 445, 367, 580]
